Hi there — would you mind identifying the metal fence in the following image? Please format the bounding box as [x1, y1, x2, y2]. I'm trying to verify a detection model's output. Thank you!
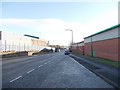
[1, 40, 45, 52]
[0, 31, 47, 52]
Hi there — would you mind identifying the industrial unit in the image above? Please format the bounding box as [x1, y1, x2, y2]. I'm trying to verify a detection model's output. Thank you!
[71, 41, 84, 55]
[0, 31, 47, 52]
[71, 24, 120, 62]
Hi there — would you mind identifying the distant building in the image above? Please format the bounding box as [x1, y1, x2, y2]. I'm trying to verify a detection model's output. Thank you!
[31, 39, 47, 46]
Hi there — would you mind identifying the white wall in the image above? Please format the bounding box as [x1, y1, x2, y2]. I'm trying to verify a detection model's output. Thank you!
[0, 31, 46, 52]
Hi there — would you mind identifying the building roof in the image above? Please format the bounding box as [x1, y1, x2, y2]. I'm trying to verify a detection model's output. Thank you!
[84, 24, 120, 39]
[72, 41, 84, 45]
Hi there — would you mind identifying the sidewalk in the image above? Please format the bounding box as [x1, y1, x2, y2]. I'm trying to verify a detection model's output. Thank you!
[70, 54, 120, 89]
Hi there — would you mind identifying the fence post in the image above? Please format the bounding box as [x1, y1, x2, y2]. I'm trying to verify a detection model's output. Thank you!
[5, 40, 6, 52]
[19, 42, 20, 52]
[24, 43, 25, 51]
[12, 42, 14, 51]
[90, 37, 94, 57]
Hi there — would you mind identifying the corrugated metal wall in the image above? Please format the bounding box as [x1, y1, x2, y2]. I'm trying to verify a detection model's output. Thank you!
[0, 31, 46, 52]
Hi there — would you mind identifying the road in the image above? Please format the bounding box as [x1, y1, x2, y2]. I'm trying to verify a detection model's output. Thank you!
[2, 51, 113, 88]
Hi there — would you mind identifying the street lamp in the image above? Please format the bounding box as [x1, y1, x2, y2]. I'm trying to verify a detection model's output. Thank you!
[65, 29, 73, 44]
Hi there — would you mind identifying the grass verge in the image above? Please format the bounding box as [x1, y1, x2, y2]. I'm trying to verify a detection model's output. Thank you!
[72, 52, 120, 68]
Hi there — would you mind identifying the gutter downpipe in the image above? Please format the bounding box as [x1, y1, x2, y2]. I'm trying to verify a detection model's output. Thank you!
[90, 37, 94, 57]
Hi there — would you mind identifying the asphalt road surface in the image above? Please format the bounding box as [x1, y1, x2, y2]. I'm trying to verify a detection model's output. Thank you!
[2, 51, 113, 88]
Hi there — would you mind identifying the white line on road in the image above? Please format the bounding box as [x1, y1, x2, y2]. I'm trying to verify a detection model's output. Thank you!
[10, 76, 22, 83]
[44, 62, 47, 65]
[27, 69, 35, 74]
[38, 65, 43, 68]
[72, 59, 93, 74]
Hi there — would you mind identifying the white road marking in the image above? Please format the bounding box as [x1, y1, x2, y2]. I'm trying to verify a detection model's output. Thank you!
[38, 60, 52, 68]
[73, 59, 80, 64]
[10, 76, 22, 83]
[44, 62, 47, 65]
[38, 65, 43, 68]
[27, 69, 35, 74]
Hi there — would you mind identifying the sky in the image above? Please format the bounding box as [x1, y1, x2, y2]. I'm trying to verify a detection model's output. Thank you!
[0, 0, 119, 46]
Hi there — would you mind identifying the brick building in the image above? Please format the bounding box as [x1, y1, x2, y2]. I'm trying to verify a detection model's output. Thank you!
[84, 24, 120, 62]
[71, 41, 84, 55]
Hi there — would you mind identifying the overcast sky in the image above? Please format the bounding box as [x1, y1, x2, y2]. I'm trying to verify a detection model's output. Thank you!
[0, 0, 119, 46]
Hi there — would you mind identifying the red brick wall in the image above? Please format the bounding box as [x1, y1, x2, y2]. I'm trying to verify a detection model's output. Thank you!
[84, 43, 91, 56]
[77, 46, 84, 55]
[85, 38, 119, 62]
[118, 38, 120, 61]
[71, 45, 84, 55]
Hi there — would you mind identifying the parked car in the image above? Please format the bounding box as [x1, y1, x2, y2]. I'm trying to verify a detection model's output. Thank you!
[64, 51, 70, 55]
[40, 48, 53, 53]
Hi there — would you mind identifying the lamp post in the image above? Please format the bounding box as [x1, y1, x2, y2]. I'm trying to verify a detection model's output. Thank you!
[65, 29, 73, 45]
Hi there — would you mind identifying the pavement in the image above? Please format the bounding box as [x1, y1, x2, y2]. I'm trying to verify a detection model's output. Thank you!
[2, 51, 114, 89]
[70, 54, 120, 89]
